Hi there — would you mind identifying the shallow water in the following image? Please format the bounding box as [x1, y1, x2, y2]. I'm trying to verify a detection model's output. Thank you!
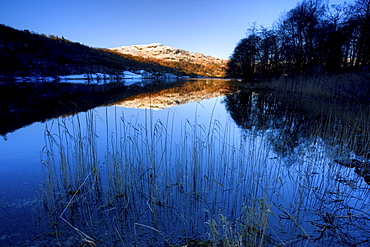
[1, 79, 369, 246]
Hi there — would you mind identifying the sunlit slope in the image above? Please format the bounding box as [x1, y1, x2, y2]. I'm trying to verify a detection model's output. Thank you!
[108, 43, 227, 78]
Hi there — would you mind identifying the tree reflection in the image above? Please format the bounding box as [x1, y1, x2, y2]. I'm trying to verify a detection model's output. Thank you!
[224, 88, 370, 165]
[224, 89, 312, 158]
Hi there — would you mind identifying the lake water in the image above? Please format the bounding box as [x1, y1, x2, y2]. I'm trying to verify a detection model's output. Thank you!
[1, 79, 369, 246]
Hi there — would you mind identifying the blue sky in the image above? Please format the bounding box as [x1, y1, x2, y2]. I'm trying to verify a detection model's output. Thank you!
[0, 0, 351, 59]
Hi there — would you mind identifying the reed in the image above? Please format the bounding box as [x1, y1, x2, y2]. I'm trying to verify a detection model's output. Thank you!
[40, 90, 370, 246]
[256, 71, 370, 106]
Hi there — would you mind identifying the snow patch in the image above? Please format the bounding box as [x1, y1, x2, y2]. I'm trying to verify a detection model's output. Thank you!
[14, 70, 185, 86]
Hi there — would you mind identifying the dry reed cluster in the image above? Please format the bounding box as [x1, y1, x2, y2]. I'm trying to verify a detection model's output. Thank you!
[40, 91, 370, 246]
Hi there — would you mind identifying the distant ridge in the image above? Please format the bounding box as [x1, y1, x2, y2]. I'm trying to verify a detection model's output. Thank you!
[109, 43, 227, 77]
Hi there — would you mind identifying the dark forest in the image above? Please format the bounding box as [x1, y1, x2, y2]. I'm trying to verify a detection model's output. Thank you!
[227, 0, 370, 80]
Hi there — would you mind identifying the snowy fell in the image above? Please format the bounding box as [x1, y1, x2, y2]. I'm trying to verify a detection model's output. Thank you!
[109, 43, 227, 77]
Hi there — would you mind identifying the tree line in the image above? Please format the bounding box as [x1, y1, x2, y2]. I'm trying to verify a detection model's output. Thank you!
[227, 0, 370, 81]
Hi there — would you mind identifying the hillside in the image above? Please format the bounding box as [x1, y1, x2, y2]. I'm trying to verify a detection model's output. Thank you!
[0, 25, 206, 79]
[109, 43, 227, 77]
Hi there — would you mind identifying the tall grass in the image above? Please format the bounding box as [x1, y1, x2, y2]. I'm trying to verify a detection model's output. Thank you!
[253, 71, 370, 106]
[40, 93, 370, 246]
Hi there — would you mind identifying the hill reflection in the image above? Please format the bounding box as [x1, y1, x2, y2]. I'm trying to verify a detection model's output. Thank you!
[0, 79, 239, 136]
[115, 79, 237, 110]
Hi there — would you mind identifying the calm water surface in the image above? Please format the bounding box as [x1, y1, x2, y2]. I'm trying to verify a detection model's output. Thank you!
[0, 79, 369, 246]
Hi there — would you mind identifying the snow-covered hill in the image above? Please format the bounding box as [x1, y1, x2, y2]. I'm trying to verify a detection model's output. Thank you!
[109, 43, 227, 76]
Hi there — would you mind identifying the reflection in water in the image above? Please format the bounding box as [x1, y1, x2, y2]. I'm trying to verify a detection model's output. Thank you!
[1, 79, 370, 246]
[115, 79, 237, 109]
[0, 79, 236, 136]
[224, 88, 370, 162]
[0, 81, 127, 136]
[0, 79, 183, 136]
[39, 90, 370, 246]
[225, 90, 313, 158]
[223, 89, 370, 244]
[42, 103, 271, 246]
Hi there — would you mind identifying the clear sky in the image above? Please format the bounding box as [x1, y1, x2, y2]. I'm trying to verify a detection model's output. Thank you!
[0, 0, 351, 59]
